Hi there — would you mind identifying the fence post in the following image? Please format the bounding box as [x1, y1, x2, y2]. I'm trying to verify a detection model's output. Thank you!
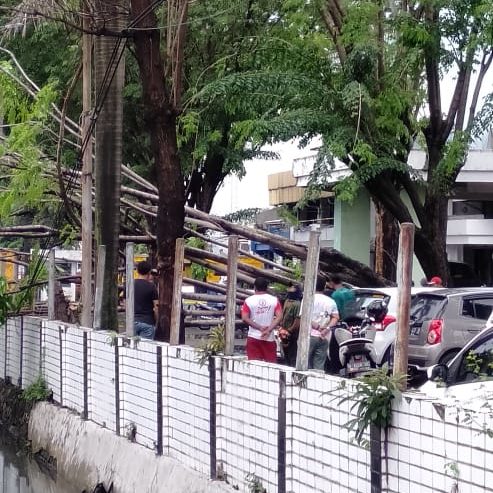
[370, 424, 383, 493]
[125, 242, 135, 335]
[58, 326, 63, 405]
[4, 318, 8, 380]
[296, 231, 320, 371]
[18, 316, 24, 387]
[93, 245, 106, 330]
[83, 331, 88, 420]
[114, 342, 120, 435]
[277, 371, 287, 493]
[393, 223, 415, 386]
[224, 235, 239, 356]
[170, 238, 185, 345]
[47, 249, 56, 321]
[156, 346, 163, 455]
[209, 356, 217, 479]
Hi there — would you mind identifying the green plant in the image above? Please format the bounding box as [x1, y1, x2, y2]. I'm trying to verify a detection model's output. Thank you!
[21, 376, 50, 403]
[329, 366, 405, 445]
[445, 461, 460, 483]
[246, 473, 266, 493]
[190, 262, 209, 282]
[284, 258, 303, 281]
[196, 324, 225, 367]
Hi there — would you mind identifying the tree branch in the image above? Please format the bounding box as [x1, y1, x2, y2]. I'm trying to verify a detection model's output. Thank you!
[467, 51, 493, 130]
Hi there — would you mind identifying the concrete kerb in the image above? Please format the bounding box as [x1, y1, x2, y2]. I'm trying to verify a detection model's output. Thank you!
[29, 402, 233, 493]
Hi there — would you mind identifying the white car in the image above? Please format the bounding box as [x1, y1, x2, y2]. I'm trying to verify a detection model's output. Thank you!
[416, 326, 493, 404]
[351, 287, 437, 365]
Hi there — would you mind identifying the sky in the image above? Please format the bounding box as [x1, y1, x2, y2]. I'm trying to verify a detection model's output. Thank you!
[210, 140, 312, 216]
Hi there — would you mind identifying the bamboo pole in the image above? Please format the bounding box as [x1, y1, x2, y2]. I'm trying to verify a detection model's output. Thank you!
[225, 235, 239, 356]
[184, 226, 296, 275]
[170, 238, 185, 345]
[187, 255, 256, 285]
[182, 277, 249, 298]
[393, 223, 415, 387]
[186, 246, 298, 286]
[296, 231, 321, 371]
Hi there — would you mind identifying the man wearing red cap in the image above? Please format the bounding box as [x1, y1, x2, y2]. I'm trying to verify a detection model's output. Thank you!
[428, 276, 444, 287]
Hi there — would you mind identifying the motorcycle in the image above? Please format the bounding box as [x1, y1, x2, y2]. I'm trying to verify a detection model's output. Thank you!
[331, 300, 387, 378]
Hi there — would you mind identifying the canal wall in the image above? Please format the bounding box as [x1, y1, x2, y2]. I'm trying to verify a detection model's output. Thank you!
[0, 316, 492, 493]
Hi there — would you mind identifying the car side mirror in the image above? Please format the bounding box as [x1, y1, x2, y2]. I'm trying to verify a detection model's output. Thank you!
[428, 364, 448, 382]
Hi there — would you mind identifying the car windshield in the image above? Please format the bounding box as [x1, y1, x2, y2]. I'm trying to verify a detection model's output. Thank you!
[410, 295, 447, 321]
[455, 332, 493, 383]
[352, 291, 391, 313]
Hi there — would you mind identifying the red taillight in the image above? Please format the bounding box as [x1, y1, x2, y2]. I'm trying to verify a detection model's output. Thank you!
[375, 315, 396, 331]
[427, 319, 443, 344]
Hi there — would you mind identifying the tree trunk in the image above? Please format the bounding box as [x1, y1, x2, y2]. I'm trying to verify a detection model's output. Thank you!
[186, 136, 228, 213]
[94, 0, 126, 331]
[415, 194, 450, 284]
[131, 0, 185, 341]
[374, 199, 398, 282]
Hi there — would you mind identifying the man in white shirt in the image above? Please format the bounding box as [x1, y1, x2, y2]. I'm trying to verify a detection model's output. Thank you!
[307, 278, 339, 370]
[241, 277, 283, 362]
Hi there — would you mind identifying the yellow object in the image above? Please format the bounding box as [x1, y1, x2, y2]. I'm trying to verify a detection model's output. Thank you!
[0, 251, 17, 286]
[205, 256, 264, 283]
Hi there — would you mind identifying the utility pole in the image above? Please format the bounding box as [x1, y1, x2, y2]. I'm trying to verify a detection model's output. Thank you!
[393, 223, 415, 387]
[80, 0, 93, 327]
[224, 235, 239, 356]
[296, 231, 320, 371]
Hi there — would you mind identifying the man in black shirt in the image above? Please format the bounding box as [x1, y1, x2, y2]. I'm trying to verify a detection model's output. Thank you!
[134, 261, 158, 339]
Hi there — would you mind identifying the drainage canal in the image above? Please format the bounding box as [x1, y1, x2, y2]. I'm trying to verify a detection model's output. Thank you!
[0, 439, 79, 493]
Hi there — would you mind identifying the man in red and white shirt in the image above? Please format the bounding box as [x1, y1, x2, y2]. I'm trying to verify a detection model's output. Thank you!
[241, 277, 282, 362]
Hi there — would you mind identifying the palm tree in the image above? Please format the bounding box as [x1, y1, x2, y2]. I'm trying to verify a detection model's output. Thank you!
[93, 0, 127, 331]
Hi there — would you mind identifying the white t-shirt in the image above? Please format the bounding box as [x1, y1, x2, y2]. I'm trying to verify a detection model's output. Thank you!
[241, 293, 282, 341]
[301, 293, 339, 338]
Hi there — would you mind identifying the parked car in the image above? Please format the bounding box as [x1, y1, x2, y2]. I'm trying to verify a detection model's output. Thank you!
[351, 287, 436, 365]
[411, 326, 493, 401]
[407, 288, 493, 367]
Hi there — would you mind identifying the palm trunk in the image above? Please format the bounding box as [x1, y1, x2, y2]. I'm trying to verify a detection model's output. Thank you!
[94, 0, 126, 331]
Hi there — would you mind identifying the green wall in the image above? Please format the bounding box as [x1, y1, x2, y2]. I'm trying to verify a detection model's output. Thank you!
[334, 190, 371, 266]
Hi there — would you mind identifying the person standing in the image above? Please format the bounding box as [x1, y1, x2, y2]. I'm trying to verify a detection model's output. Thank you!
[133, 261, 158, 339]
[241, 277, 282, 362]
[307, 278, 339, 370]
[278, 284, 302, 366]
[327, 274, 355, 320]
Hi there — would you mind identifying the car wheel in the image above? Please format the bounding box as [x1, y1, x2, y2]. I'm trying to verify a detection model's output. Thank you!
[438, 350, 459, 365]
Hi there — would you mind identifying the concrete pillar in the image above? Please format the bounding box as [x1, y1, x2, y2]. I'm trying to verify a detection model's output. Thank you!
[334, 190, 371, 266]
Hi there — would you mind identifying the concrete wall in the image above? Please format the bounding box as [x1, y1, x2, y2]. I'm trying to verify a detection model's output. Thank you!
[1, 317, 492, 493]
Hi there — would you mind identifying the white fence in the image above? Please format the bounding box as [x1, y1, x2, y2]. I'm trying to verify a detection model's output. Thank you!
[1, 316, 492, 493]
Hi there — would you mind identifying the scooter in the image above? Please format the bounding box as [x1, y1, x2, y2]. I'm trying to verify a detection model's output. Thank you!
[332, 300, 387, 378]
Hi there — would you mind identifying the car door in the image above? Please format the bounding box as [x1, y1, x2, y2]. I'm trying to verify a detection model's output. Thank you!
[420, 329, 493, 401]
[459, 295, 493, 344]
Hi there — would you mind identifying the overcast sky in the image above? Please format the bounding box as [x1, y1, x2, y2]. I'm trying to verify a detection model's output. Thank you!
[210, 140, 310, 216]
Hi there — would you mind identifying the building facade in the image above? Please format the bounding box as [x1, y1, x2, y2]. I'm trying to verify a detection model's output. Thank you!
[260, 142, 493, 285]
